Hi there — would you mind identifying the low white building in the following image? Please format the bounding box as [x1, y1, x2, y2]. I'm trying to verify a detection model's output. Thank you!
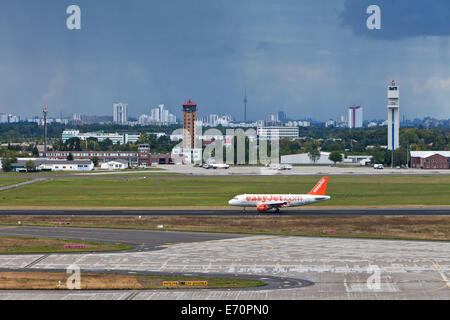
[342, 155, 373, 165]
[11, 159, 94, 172]
[100, 160, 129, 170]
[281, 152, 333, 165]
[281, 152, 372, 165]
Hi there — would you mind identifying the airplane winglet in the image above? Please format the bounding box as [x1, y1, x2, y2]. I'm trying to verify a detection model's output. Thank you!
[308, 177, 329, 196]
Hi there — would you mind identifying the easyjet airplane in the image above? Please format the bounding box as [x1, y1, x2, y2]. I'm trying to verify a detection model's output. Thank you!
[228, 177, 330, 213]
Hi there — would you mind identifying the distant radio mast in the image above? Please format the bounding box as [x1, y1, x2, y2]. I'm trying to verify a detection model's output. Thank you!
[43, 106, 48, 158]
[243, 88, 248, 123]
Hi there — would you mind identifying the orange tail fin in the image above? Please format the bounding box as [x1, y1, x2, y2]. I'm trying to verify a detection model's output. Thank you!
[308, 177, 329, 195]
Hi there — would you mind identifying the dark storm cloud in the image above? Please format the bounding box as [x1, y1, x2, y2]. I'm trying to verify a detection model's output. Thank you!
[340, 0, 450, 39]
[0, 0, 449, 120]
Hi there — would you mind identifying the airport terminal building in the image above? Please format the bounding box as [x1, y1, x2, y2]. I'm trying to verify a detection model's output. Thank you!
[62, 130, 140, 145]
[42, 145, 181, 167]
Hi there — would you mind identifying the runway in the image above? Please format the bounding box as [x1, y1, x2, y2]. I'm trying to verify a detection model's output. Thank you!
[0, 228, 448, 299]
[0, 211, 448, 300]
[1, 207, 450, 216]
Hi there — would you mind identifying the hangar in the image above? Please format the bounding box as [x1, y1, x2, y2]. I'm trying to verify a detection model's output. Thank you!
[100, 159, 129, 170]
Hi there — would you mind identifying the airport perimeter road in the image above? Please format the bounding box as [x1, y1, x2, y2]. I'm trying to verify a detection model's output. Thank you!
[2, 165, 449, 179]
[157, 164, 450, 176]
[0, 178, 47, 191]
[0, 226, 244, 252]
[0, 233, 448, 299]
[1, 208, 450, 216]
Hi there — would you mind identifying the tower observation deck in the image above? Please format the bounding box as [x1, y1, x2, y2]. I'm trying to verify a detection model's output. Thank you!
[387, 80, 400, 150]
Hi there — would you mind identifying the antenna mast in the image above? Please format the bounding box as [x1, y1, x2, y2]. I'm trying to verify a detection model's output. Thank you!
[243, 88, 248, 123]
[43, 106, 48, 158]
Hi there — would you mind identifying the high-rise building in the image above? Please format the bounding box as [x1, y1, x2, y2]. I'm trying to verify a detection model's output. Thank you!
[278, 111, 286, 124]
[325, 119, 336, 127]
[0, 113, 8, 123]
[348, 106, 363, 128]
[145, 104, 176, 124]
[162, 109, 169, 123]
[150, 107, 160, 122]
[113, 103, 128, 124]
[168, 113, 177, 124]
[158, 104, 165, 122]
[138, 114, 151, 125]
[266, 114, 280, 126]
[207, 114, 219, 126]
[183, 99, 197, 149]
[387, 80, 400, 150]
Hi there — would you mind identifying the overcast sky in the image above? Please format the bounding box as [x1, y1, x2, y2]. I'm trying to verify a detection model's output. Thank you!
[0, 0, 449, 121]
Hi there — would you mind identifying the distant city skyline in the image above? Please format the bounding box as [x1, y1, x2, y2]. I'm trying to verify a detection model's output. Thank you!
[0, 1, 449, 120]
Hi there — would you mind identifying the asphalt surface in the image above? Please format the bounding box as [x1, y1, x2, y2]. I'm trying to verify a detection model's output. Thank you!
[0, 226, 244, 252]
[0, 226, 313, 292]
[0, 208, 449, 216]
[0, 268, 312, 292]
[0, 234, 448, 300]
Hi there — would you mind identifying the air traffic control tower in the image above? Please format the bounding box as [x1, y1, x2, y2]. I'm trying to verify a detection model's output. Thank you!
[182, 99, 197, 150]
[387, 80, 400, 150]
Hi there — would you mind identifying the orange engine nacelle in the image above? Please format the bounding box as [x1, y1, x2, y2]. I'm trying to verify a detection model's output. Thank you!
[257, 204, 269, 212]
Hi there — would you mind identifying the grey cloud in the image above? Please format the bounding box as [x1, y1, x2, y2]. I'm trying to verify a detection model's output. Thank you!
[340, 0, 450, 40]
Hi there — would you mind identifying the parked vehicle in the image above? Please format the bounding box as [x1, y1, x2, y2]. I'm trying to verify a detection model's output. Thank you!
[211, 163, 230, 169]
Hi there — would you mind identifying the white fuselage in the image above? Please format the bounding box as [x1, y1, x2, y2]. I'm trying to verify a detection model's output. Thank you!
[228, 194, 331, 208]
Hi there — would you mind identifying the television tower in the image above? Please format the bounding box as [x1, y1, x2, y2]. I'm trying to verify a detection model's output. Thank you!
[43, 106, 48, 158]
[243, 88, 248, 123]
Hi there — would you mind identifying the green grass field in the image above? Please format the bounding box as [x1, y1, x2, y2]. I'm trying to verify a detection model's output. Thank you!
[0, 236, 131, 254]
[0, 271, 265, 290]
[0, 175, 449, 207]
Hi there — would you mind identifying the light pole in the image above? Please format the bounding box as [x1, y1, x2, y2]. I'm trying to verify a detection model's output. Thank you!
[391, 148, 394, 169]
[406, 144, 410, 169]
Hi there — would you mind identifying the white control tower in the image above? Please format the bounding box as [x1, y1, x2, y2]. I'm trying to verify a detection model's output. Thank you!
[387, 80, 400, 150]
